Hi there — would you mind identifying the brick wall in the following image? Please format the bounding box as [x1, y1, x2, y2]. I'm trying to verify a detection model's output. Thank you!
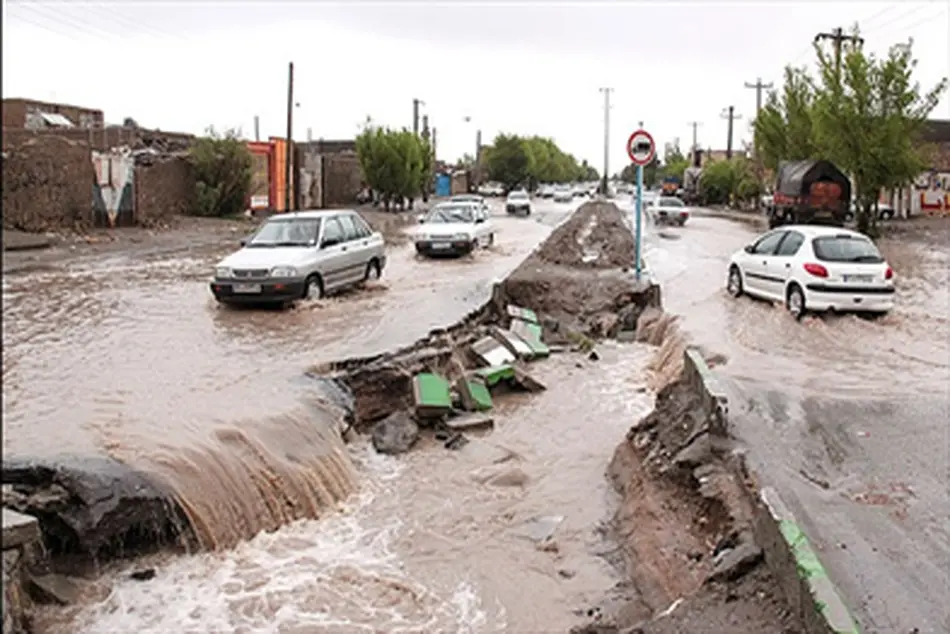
[2, 98, 104, 129]
[2, 135, 94, 231]
[296, 146, 324, 209]
[2, 126, 193, 152]
[323, 154, 363, 207]
[135, 157, 195, 227]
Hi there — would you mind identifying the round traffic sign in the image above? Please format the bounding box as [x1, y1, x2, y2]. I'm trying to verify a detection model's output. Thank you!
[627, 129, 656, 166]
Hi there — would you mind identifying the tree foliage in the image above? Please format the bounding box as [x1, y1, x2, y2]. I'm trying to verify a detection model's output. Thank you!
[619, 156, 660, 187]
[700, 158, 761, 206]
[356, 125, 432, 210]
[753, 29, 947, 233]
[188, 127, 253, 217]
[482, 134, 591, 190]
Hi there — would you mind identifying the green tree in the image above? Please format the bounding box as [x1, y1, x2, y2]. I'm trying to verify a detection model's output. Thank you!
[619, 156, 660, 187]
[700, 158, 760, 206]
[188, 127, 253, 217]
[812, 32, 946, 233]
[753, 66, 820, 173]
[356, 125, 431, 211]
[485, 134, 531, 191]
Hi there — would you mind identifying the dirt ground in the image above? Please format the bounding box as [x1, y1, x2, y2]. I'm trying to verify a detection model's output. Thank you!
[538, 200, 635, 269]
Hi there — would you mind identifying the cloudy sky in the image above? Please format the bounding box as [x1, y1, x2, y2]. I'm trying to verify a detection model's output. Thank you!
[3, 0, 948, 172]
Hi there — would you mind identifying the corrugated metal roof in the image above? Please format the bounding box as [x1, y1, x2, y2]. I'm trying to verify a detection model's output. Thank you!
[39, 112, 75, 127]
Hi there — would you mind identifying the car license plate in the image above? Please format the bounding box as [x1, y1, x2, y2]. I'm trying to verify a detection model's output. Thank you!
[233, 283, 262, 294]
[431, 242, 452, 250]
[842, 274, 872, 283]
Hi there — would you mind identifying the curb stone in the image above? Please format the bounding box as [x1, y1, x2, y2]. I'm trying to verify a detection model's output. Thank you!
[682, 347, 860, 634]
[760, 488, 861, 634]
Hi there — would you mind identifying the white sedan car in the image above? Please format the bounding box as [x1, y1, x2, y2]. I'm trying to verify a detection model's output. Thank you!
[726, 225, 895, 319]
[553, 186, 574, 203]
[648, 196, 690, 226]
[415, 203, 494, 257]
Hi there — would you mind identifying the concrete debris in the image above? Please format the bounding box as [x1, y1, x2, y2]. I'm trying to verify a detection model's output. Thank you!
[472, 335, 516, 366]
[490, 326, 535, 359]
[672, 432, 714, 468]
[513, 365, 546, 392]
[705, 540, 764, 584]
[444, 433, 469, 451]
[371, 411, 420, 455]
[26, 573, 83, 605]
[445, 412, 494, 432]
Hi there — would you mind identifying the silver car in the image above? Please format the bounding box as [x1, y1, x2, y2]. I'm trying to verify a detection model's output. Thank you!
[210, 209, 386, 305]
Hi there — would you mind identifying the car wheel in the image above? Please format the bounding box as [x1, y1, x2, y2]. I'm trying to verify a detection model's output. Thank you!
[786, 284, 806, 321]
[302, 274, 324, 300]
[364, 258, 381, 281]
[727, 265, 744, 298]
[486, 233, 494, 247]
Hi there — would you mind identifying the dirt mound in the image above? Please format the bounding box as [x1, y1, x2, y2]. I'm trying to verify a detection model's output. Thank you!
[537, 200, 635, 269]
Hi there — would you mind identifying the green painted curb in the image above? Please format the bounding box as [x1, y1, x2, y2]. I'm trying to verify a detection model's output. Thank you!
[763, 488, 861, 634]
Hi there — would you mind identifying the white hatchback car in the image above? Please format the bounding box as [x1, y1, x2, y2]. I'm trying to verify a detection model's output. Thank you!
[726, 225, 895, 319]
[415, 202, 494, 257]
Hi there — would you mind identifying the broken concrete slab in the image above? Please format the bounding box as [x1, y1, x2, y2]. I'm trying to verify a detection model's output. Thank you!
[411, 373, 453, 418]
[490, 326, 535, 359]
[2, 508, 40, 550]
[472, 336, 516, 367]
[455, 377, 493, 411]
[445, 412, 494, 432]
[371, 411, 420, 454]
[706, 540, 764, 583]
[513, 365, 546, 392]
[26, 573, 84, 606]
[473, 364, 515, 387]
[509, 319, 550, 358]
[506, 304, 539, 324]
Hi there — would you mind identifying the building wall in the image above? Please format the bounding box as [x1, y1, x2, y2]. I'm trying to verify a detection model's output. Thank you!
[296, 145, 324, 210]
[323, 154, 362, 207]
[2, 98, 104, 129]
[135, 157, 195, 227]
[2, 136, 94, 232]
[1, 126, 192, 151]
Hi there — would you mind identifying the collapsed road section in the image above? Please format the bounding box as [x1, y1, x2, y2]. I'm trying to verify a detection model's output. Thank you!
[5, 201, 837, 633]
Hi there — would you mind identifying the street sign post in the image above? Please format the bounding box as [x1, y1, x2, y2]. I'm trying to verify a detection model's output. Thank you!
[627, 129, 656, 281]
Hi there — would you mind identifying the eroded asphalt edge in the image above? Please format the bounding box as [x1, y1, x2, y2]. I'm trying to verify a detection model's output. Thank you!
[612, 196, 860, 634]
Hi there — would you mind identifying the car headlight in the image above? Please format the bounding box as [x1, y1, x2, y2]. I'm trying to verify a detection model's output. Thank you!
[270, 266, 297, 278]
[215, 267, 232, 278]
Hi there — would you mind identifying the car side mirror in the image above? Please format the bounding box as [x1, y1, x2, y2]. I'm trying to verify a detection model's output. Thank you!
[240, 239, 248, 247]
[744, 244, 755, 254]
[417, 214, 426, 224]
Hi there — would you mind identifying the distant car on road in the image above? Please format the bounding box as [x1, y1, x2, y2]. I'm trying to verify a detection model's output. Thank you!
[844, 202, 896, 222]
[572, 184, 589, 198]
[477, 182, 505, 197]
[210, 209, 386, 305]
[505, 190, 532, 216]
[553, 185, 574, 203]
[415, 202, 494, 257]
[648, 196, 690, 226]
[726, 224, 895, 320]
[537, 185, 555, 198]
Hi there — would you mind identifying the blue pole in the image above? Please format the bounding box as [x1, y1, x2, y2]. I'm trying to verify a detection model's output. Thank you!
[635, 164, 643, 281]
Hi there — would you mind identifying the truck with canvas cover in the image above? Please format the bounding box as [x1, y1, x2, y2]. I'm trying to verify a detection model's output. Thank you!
[768, 159, 851, 229]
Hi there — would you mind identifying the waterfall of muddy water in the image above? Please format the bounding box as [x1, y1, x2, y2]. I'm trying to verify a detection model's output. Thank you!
[36, 343, 657, 633]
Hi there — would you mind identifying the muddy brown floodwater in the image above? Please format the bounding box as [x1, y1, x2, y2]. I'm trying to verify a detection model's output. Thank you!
[627, 203, 950, 632]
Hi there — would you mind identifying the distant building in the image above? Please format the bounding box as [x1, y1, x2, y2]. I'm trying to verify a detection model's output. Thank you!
[702, 149, 749, 165]
[2, 98, 104, 130]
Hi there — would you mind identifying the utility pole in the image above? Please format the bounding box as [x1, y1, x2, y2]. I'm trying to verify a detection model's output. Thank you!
[284, 61, 294, 212]
[412, 98, 425, 136]
[475, 129, 482, 185]
[687, 121, 702, 165]
[720, 106, 742, 160]
[599, 87, 613, 194]
[253, 115, 260, 142]
[814, 27, 864, 78]
[744, 77, 773, 208]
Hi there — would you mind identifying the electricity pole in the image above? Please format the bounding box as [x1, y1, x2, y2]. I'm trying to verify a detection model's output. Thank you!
[284, 61, 294, 212]
[745, 77, 773, 208]
[687, 121, 702, 165]
[253, 115, 260, 142]
[412, 98, 425, 136]
[599, 87, 613, 194]
[720, 106, 742, 160]
[814, 27, 864, 79]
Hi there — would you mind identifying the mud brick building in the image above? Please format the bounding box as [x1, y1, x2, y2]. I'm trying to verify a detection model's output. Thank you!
[2, 97, 104, 130]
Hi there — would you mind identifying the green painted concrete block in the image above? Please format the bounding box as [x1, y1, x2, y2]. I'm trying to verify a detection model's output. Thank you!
[507, 305, 538, 324]
[474, 364, 515, 386]
[412, 373, 452, 416]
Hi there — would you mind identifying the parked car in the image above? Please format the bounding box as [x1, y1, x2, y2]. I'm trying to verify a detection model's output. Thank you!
[477, 182, 505, 197]
[537, 185, 555, 198]
[553, 185, 574, 203]
[648, 196, 690, 226]
[210, 209, 386, 305]
[415, 202, 494, 257]
[506, 190, 532, 216]
[572, 184, 589, 198]
[844, 202, 896, 222]
[726, 225, 895, 320]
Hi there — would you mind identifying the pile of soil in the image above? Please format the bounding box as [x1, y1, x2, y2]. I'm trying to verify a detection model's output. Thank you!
[537, 200, 635, 269]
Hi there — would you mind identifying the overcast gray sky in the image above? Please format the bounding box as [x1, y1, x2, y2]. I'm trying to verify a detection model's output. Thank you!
[3, 1, 949, 171]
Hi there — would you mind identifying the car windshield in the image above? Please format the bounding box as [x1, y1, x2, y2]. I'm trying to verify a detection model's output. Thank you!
[812, 235, 884, 263]
[508, 192, 528, 200]
[426, 205, 475, 223]
[658, 197, 684, 207]
[247, 218, 321, 247]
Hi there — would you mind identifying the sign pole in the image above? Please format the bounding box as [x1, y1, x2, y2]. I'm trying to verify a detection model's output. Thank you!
[626, 128, 654, 283]
[635, 164, 643, 281]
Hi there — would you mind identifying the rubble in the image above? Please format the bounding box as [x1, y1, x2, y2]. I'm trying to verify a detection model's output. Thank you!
[371, 411, 419, 455]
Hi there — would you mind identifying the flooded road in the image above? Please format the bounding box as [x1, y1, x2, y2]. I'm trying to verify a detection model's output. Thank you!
[48, 344, 655, 633]
[628, 204, 950, 634]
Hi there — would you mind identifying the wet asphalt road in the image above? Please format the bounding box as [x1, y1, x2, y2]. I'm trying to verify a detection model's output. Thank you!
[624, 200, 950, 634]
